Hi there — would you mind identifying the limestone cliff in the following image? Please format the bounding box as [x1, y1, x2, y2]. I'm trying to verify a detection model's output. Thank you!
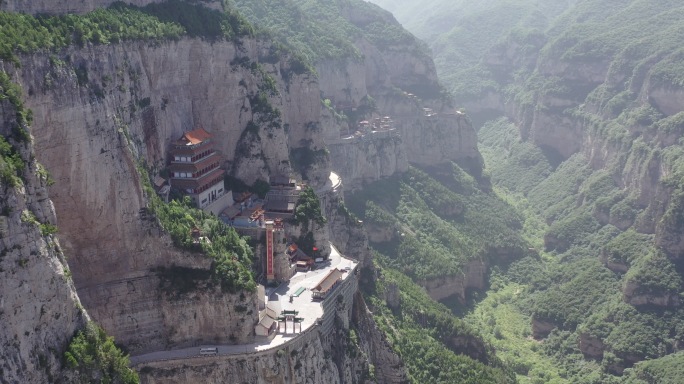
[136, 291, 403, 384]
[137, 325, 375, 384]
[0, 1, 492, 381]
[327, 133, 408, 192]
[3, 34, 329, 354]
[0, 84, 85, 382]
[318, 58, 482, 177]
[320, 175, 371, 267]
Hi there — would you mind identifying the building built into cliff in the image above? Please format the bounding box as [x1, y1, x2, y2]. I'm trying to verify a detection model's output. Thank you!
[311, 268, 345, 300]
[263, 174, 301, 218]
[168, 128, 233, 214]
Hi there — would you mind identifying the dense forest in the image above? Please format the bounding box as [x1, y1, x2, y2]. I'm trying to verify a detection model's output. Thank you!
[366, 0, 684, 383]
[227, 0, 428, 62]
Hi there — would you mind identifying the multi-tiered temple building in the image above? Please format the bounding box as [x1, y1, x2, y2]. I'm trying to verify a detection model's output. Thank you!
[169, 128, 232, 214]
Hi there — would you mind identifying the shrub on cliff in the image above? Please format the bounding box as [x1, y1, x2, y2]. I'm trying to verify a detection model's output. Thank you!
[64, 322, 139, 384]
[148, 196, 256, 293]
[292, 186, 326, 230]
[137, 162, 255, 293]
[0, 135, 23, 188]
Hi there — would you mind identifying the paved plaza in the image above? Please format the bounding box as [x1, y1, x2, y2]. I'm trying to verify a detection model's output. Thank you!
[130, 242, 357, 365]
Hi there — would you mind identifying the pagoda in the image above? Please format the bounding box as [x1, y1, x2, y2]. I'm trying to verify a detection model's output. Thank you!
[169, 128, 226, 209]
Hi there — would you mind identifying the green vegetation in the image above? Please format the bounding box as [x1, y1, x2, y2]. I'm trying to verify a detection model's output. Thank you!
[140, 0, 253, 39]
[363, 254, 516, 383]
[149, 196, 256, 293]
[348, 165, 526, 281]
[601, 230, 653, 269]
[478, 118, 553, 192]
[138, 163, 255, 293]
[364, 201, 398, 229]
[370, 0, 570, 101]
[0, 6, 182, 64]
[0, 70, 32, 147]
[465, 280, 575, 383]
[363, 0, 684, 382]
[624, 251, 682, 296]
[0, 134, 24, 187]
[292, 186, 326, 230]
[64, 322, 139, 384]
[230, 0, 430, 63]
[474, 127, 684, 381]
[623, 352, 684, 384]
[0, 0, 254, 65]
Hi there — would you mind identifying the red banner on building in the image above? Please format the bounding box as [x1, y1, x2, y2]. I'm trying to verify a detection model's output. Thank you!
[266, 225, 274, 280]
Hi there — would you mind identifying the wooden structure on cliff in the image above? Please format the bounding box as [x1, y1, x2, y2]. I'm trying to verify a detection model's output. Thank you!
[168, 128, 230, 210]
[311, 268, 344, 300]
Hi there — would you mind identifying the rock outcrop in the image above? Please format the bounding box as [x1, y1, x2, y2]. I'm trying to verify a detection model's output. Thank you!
[531, 317, 556, 340]
[137, 331, 344, 384]
[395, 113, 483, 174]
[419, 259, 487, 303]
[137, 275, 375, 384]
[622, 281, 681, 308]
[579, 332, 605, 360]
[327, 133, 408, 191]
[319, 172, 371, 267]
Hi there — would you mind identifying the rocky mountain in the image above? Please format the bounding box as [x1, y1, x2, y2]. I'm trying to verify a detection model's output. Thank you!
[377, 0, 684, 380]
[0, 0, 496, 382]
[232, 0, 483, 187]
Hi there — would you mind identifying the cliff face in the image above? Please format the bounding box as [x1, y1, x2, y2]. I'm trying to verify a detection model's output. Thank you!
[0, 92, 85, 382]
[138, 332, 345, 384]
[418, 259, 487, 303]
[327, 134, 408, 192]
[395, 113, 483, 175]
[320, 175, 372, 267]
[352, 293, 409, 384]
[4, 35, 327, 354]
[0, 1, 490, 381]
[137, 293, 405, 384]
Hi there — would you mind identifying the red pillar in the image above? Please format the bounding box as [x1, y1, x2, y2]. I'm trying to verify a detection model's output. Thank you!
[266, 220, 275, 282]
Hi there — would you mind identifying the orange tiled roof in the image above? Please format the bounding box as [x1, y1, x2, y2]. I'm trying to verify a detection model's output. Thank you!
[312, 268, 344, 293]
[178, 128, 212, 145]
